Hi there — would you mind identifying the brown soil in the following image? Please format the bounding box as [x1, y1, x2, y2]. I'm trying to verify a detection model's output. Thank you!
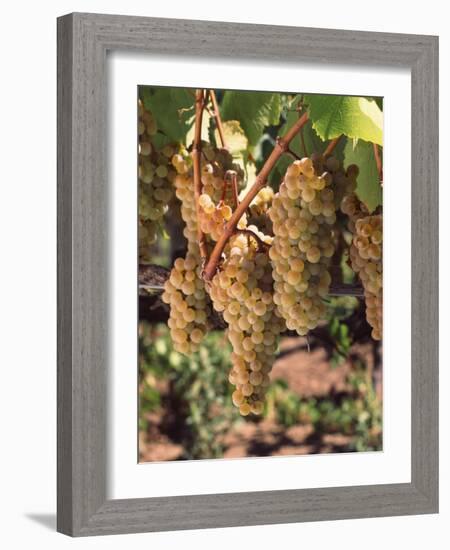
[273, 338, 351, 396]
[139, 338, 378, 462]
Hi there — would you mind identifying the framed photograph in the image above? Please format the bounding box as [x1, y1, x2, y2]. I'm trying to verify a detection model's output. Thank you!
[57, 13, 438, 536]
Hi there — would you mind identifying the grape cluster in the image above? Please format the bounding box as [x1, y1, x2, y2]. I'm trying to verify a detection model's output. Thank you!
[161, 170, 211, 353]
[348, 215, 383, 340]
[340, 185, 382, 341]
[208, 230, 285, 415]
[198, 194, 233, 241]
[161, 254, 210, 353]
[268, 157, 345, 335]
[341, 190, 369, 231]
[162, 144, 245, 354]
[172, 169, 197, 244]
[198, 150, 244, 241]
[138, 100, 176, 261]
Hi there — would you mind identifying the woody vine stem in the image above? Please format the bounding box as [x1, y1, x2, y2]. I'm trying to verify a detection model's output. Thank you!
[202, 109, 310, 280]
[191, 90, 352, 283]
[192, 89, 208, 262]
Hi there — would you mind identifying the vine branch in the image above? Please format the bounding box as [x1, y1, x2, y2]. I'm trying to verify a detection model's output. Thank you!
[202, 111, 310, 281]
[210, 90, 226, 149]
[323, 135, 342, 158]
[373, 143, 383, 184]
[298, 97, 308, 157]
[226, 170, 240, 209]
[192, 89, 208, 263]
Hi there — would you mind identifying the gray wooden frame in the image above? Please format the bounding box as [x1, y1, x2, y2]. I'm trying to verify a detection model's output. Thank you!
[57, 12, 439, 537]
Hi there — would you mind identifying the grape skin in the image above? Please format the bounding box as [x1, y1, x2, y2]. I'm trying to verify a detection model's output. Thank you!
[268, 156, 353, 336]
[162, 253, 210, 354]
[348, 213, 383, 341]
[138, 99, 176, 262]
[340, 183, 382, 341]
[162, 145, 244, 354]
[196, 149, 245, 241]
[161, 160, 212, 354]
[208, 231, 285, 415]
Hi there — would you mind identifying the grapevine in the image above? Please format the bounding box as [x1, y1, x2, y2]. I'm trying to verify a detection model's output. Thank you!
[141, 87, 384, 420]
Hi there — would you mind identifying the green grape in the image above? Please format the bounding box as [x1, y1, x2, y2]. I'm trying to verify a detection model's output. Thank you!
[348, 213, 383, 341]
[138, 99, 176, 262]
[208, 230, 285, 416]
[268, 156, 349, 335]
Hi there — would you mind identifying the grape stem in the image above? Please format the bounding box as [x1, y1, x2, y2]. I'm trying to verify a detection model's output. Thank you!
[235, 229, 270, 252]
[323, 135, 342, 158]
[203, 112, 309, 281]
[227, 170, 240, 209]
[220, 175, 229, 203]
[286, 147, 302, 161]
[192, 89, 209, 264]
[373, 143, 383, 184]
[210, 90, 227, 149]
[220, 171, 239, 206]
[297, 97, 308, 157]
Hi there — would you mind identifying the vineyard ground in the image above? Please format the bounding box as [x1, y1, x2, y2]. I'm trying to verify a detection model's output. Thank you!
[139, 339, 380, 461]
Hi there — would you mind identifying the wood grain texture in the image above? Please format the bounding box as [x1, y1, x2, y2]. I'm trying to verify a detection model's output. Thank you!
[57, 12, 439, 537]
[57, 13, 74, 535]
[410, 37, 439, 506]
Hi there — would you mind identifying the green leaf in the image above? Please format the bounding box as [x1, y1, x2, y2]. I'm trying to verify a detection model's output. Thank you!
[150, 133, 172, 150]
[220, 91, 282, 146]
[304, 94, 383, 146]
[269, 95, 346, 187]
[344, 139, 382, 213]
[186, 108, 211, 148]
[141, 86, 194, 144]
[373, 97, 383, 111]
[215, 120, 248, 156]
[278, 96, 330, 157]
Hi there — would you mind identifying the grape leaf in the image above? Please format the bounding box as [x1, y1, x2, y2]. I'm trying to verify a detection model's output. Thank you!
[186, 108, 211, 148]
[214, 120, 248, 156]
[344, 139, 382, 213]
[220, 91, 282, 146]
[373, 97, 383, 111]
[140, 86, 194, 144]
[269, 95, 346, 187]
[150, 133, 172, 150]
[304, 94, 383, 146]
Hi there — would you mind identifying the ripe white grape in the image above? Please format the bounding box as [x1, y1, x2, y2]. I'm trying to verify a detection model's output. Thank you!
[138, 99, 176, 261]
[198, 154, 245, 241]
[208, 230, 285, 415]
[268, 156, 349, 336]
[162, 253, 210, 354]
[163, 144, 244, 354]
[339, 176, 382, 342]
[348, 213, 383, 341]
[161, 165, 213, 353]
